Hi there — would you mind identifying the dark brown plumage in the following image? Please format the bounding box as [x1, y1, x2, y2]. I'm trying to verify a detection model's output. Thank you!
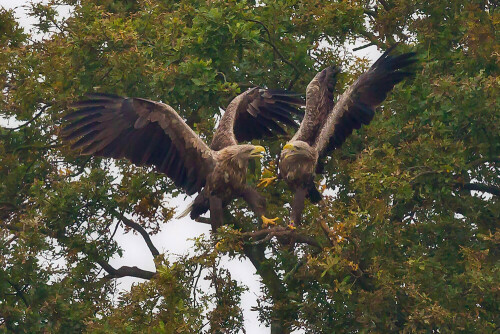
[279, 45, 417, 225]
[62, 88, 304, 229]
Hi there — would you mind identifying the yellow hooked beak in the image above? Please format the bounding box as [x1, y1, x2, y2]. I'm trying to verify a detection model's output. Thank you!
[283, 143, 296, 158]
[250, 145, 265, 158]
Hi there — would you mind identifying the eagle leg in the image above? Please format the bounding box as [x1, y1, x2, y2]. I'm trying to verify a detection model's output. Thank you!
[239, 186, 279, 228]
[209, 196, 224, 231]
[240, 186, 266, 215]
[290, 187, 307, 227]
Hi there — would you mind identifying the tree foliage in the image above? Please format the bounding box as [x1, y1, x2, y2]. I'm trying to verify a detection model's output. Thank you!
[1, 0, 498, 333]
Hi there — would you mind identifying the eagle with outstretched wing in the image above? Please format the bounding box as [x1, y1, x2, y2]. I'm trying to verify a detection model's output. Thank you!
[62, 88, 304, 229]
[269, 45, 417, 226]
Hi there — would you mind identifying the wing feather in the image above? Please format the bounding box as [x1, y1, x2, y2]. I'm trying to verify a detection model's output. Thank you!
[314, 46, 417, 157]
[62, 95, 215, 195]
[210, 87, 304, 150]
[292, 65, 341, 146]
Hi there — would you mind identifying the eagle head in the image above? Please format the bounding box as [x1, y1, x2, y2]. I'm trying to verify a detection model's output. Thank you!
[218, 144, 265, 166]
[282, 141, 316, 160]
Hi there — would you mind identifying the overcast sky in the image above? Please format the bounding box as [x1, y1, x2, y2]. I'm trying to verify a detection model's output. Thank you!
[1, 1, 381, 332]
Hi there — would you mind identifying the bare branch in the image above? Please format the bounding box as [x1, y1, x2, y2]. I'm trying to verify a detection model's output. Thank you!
[97, 260, 156, 280]
[353, 42, 376, 52]
[6, 105, 49, 131]
[110, 210, 160, 258]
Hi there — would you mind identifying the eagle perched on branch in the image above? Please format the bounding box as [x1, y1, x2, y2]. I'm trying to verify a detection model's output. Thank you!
[261, 45, 417, 226]
[62, 88, 304, 229]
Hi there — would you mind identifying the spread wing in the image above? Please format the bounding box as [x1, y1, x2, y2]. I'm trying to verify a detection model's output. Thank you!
[314, 46, 417, 157]
[292, 65, 341, 146]
[210, 88, 304, 150]
[62, 94, 215, 195]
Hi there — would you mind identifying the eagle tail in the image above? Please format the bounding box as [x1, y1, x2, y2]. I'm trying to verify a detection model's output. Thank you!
[176, 201, 194, 219]
[176, 192, 210, 220]
[307, 184, 322, 203]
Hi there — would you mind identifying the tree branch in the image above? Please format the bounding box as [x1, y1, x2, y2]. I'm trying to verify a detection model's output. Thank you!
[97, 260, 156, 280]
[110, 210, 160, 258]
[467, 156, 500, 168]
[353, 42, 376, 52]
[458, 183, 500, 197]
[378, 0, 391, 11]
[6, 105, 49, 131]
[358, 30, 384, 49]
[317, 220, 336, 247]
[7, 279, 29, 307]
[195, 217, 212, 225]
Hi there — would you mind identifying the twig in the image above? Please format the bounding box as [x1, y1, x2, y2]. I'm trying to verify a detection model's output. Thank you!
[192, 265, 203, 308]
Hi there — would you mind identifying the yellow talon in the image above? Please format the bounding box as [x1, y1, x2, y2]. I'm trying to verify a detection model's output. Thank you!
[261, 215, 279, 228]
[258, 176, 277, 188]
[288, 224, 296, 230]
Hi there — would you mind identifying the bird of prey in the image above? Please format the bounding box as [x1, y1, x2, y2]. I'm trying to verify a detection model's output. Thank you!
[62, 88, 304, 230]
[268, 45, 417, 226]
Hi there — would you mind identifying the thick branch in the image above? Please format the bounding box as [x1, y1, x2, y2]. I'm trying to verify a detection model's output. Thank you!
[97, 260, 156, 280]
[111, 210, 160, 258]
[467, 156, 500, 168]
[459, 183, 500, 197]
[195, 217, 212, 225]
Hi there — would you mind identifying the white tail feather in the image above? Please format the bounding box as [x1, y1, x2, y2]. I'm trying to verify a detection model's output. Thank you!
[176, 201, 194, 219]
